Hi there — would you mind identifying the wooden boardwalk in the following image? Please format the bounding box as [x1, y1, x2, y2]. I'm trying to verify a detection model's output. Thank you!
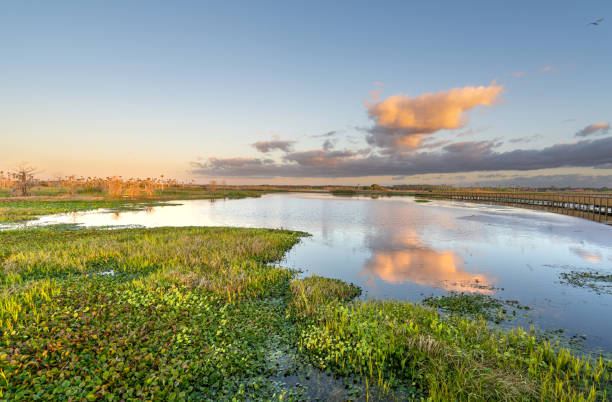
[422, 191, 612, 225]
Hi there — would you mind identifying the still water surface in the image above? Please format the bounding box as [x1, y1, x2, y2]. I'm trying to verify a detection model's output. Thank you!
[25, 193, 612, 353]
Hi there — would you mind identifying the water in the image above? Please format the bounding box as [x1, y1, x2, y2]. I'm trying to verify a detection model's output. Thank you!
[15, 193, 612, 352]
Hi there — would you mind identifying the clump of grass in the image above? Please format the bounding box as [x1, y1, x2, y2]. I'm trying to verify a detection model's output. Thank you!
[289, 275, 361, 318]
[422, 292, 530, 323]
[414, 199, 431, 203]
[559, 270, 612, 295]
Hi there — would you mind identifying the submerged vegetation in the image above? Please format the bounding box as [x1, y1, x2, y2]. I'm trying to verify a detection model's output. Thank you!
[422, 292, 530, 323]
[0, 226, 610, 400]
[559, 270, 612, 295]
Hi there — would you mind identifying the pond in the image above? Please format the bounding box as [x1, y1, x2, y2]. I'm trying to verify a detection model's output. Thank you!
[20, 193, 612, 353]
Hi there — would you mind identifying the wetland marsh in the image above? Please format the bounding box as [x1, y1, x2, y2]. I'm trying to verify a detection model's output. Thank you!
[1, 193, 612, 400]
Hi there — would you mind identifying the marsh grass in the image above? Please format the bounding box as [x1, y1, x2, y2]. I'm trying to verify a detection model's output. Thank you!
[0, 227, 309, 399]
[0, 186, 268, 224]
[291, 277, 612, 401]
[1, 227, 610, 400]
[0, 200, 169, 224]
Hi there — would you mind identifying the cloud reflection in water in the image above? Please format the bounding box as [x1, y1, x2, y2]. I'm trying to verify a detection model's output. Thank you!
[362, 231, 495, 294]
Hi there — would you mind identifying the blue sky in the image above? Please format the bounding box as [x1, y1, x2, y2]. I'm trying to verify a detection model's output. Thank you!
[1, 1, 611, 186]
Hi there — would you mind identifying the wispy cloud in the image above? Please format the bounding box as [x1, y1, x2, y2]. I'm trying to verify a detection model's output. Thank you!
[252, 139, 295, 153]
[366, 83, 503, 150]
[575, 122, 610, 137]
[310, 130, 338, 138]
[509, 133, 543, 144]
[540, 65, 556, 73]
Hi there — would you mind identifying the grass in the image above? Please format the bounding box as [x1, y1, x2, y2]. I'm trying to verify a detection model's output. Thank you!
[414, 199, 431, 203]
[0, 186, 268, 224]
[0, 226, 610, 400]
[0, 200, 169, 224]
[292, 280, 612, 400]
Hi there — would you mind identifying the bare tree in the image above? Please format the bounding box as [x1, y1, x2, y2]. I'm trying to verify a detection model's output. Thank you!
[10, 164, 37, 196]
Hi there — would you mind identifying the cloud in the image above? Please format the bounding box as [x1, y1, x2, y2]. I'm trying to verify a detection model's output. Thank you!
[191, 136, 612, 178]
[509, 134, 543, 144]
[419, 139, 452, 149]
[456, 126, 491, 137]
[252, 139, 295, 153]
[575, 122, 610, 137]
[513, 71, 526, 78]
[322, 139, 335, 151]
[465, 173, 612, 188]
[310, 130, 338, 138]
[366, 83, 503, 150]
[362, 230, 494, 293]
[283, 149, 357, 167]
[540, 65, 555, 73]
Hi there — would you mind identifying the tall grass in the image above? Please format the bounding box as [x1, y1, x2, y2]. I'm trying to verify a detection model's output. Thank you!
[290, 276, 612, 400]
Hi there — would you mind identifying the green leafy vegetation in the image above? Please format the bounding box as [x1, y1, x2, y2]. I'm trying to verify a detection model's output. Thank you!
[1, 226, 610, 400]
[422, 292, 530, 323]
[559, 270, 612, 295]
[414, 199, 431, 203]
[293, 280, 612, 400]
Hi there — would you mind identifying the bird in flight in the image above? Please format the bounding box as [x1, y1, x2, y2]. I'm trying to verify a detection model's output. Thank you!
[588, 18, 604, 26]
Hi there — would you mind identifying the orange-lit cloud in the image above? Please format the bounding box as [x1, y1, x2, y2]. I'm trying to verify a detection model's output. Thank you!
[366, 83, 503, 149]
[575, 122, 610, 138]
[362, 231, 494, 293]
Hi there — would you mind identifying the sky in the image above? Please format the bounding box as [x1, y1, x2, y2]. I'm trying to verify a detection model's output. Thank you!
[1, 1, 611, 187]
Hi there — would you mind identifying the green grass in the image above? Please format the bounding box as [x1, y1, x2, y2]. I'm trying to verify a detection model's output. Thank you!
[0, 187, 268, 224]
[414, 199, 431, 203]
[292, 279, 611, 400]
[0, 227, 610, 400]
[0, 200, 169, 224]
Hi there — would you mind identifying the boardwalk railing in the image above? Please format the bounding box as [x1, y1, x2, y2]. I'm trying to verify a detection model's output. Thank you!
[423, 191, 612, 225]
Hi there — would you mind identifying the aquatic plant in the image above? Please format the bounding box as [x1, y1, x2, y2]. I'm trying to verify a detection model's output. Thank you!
[559, 270, 612, 295]
[292, 277, 612, 400]
[422, 292, 530, 323]
[1, 226, 610, 400]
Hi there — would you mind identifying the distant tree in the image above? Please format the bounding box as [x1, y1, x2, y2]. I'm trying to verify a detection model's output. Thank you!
[371, 184, 382, 191]
[209, 180, 217, 196]
[10, 164, 37, 196]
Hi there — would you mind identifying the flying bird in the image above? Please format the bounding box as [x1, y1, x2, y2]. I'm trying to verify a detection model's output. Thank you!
[588, 18, 604, 26]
